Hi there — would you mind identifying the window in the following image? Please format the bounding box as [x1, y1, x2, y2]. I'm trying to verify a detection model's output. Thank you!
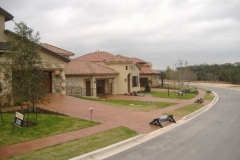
[132, 76, 138, 87]
[126, 66, 128, 70]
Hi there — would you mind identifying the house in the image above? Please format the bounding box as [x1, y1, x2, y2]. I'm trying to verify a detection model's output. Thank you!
[64, 51, 140, 96]
[62, 51, 159, 96]
[0, 7, 70, 100]
[130, 57, 160, 87]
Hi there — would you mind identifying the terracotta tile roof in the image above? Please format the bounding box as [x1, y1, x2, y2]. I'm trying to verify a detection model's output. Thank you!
[140, 66, 160, 75]
[41, 43, 75, 57]
[3, 30, 70, 62]
[40, 45, 71, 63]
[74, 51, 114, 61]
[106, 54, 133, 64]
[94, 61, 108, 67]
[65, 60, 119, 75]
[0, 7, 14, 22]
[130, 57, 147, 64]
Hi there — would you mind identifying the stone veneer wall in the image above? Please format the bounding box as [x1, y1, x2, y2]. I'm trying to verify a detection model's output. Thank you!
[0, 66, 12, 106]
[54, 75, 90, 95]
[131, 65, 140, 92]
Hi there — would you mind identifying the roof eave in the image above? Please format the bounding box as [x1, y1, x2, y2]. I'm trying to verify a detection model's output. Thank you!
[140, 73, 159, 75]
[40, 46, 71, 63]
[0, 7, 14, 22]
[66, 73, 119, 76]
[105, 62, 133, 64]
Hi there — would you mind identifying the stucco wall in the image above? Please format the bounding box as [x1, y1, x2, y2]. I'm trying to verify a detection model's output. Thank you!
[0, 15, 5, 42]
[39, 50, 67, 66]
[105, 63, 140, 94]
[106, 63, 132, 94]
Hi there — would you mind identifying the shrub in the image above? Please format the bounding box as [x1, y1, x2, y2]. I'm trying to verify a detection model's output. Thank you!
[145, 84, 151, 92]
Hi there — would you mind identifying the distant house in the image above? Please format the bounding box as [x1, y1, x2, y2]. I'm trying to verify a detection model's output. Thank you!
[234, 62, 240, 66]
[62, 51, 160, 96]
[0, 7, 70, 99]
[222, 63, 233, 66]
[64, 52, 140, 96]
[130, 57, 159, 87]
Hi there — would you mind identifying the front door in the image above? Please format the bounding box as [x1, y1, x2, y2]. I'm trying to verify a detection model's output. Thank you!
[96, 80, 105, 95]
[44, 71, 52, 93]
[86, 81, 91, 96]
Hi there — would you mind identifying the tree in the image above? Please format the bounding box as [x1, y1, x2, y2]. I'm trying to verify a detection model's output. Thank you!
[159, 72, 165, 88]
[165, 66, 174, 81]
[174, 58, 188, 90]
[3, 21, 48, 116]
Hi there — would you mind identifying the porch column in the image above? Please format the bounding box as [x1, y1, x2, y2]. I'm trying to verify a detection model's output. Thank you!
[112, 77, 116, 95]
[52, 71, 56, 93]
[92, 77, 97, 97]
[60, 70, 66, 95]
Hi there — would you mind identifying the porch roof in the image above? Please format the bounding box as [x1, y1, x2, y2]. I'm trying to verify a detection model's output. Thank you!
[140, 66, 160, 75]
[65, 60, 119, 75]
[41, 43, 75, 57]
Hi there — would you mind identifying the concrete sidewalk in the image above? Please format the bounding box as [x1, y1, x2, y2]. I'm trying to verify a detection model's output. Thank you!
[0, 89, 209, 159]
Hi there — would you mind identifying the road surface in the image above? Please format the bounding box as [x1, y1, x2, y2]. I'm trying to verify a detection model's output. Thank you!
[106, 86, 240, 160]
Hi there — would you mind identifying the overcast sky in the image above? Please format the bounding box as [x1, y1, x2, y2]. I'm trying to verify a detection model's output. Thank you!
[1, 0, 240, 69]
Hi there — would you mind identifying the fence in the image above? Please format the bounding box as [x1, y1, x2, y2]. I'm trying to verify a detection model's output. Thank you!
[66, 86, 97, 96]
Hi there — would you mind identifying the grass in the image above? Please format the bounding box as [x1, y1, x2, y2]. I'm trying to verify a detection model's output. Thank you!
[165, 103, 205, 116]
[6, 126, 138, 160]
[0, 113, 100, 146]
[203, 92, 215, 100]
[74, 96, 177, 112]
[148, 90, 199, 99]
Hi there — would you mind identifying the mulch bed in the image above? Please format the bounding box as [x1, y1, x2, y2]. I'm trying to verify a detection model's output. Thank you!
[1, 107, 66, 116]
[1, 107, 66, 127]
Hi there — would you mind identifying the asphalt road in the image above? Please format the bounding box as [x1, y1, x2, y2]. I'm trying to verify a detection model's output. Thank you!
[105, 86, 240, 160]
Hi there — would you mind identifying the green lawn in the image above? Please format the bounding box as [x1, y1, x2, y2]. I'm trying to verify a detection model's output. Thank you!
[0, 113, 100, 146]
[74, 96, 177, 112]
[6, 126, 138, 160]
[148, 90, 199, 99]
[165, 103, 205, 116]
[203, 92, 215, 100]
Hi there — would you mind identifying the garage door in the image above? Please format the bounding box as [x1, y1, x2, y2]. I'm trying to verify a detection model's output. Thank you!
[140, 78, 148, 87]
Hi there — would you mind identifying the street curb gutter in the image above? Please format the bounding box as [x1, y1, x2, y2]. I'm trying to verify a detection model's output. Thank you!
[183, 92, 218, 120]
[70, 92, 219, 160]
[69, 134, 147, 160]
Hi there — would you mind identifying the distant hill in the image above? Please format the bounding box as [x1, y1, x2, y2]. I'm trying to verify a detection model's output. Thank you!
[155, 70, 165, 73]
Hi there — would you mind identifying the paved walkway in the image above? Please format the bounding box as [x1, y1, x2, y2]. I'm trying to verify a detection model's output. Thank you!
[0, 89, 209, 159]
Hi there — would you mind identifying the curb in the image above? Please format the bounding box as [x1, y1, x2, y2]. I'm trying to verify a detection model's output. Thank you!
[69, 134, 146, 160]
[71, 92, 219, 160]
[183, 92, 219, 120]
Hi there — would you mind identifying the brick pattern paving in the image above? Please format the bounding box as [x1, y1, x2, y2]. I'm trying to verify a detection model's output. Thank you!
[0, 89, 209, 159]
